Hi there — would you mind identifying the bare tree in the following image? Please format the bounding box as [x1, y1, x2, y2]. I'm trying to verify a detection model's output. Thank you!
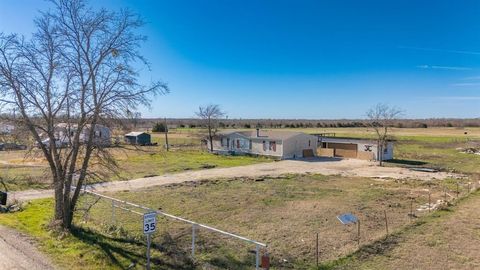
[126, 110, 142, 129]
[196, 104, 225, 152]
[366, 103, 402, 166]
[0, 0, 168, 230]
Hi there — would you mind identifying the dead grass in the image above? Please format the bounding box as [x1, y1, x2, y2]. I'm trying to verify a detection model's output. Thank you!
[320, 190, 480, 270]
[76, 174, 464, 269]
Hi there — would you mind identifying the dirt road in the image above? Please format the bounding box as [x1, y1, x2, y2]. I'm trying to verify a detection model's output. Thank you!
[11, 158, 457, 202]
[0, 225, 55, 270]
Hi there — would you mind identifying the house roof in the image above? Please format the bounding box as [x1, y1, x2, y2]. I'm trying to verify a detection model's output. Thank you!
[55, 123, 109, 129]
[217, 130, 309, 141]
[125, 131, 149, 137]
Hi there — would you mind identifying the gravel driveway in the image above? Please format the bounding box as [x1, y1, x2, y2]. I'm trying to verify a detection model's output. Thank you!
[10, 157, 457, 202]
[0, 225, 55, 270]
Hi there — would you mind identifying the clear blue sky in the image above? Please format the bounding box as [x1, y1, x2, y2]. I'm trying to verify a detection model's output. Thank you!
[1, 0, 480, 119]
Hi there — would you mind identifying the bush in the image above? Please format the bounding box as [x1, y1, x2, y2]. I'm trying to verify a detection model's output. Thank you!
[152, 122, 167, 132]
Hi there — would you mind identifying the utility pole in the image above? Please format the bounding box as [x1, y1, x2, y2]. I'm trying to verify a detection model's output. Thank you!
[164, 117, 169, 151]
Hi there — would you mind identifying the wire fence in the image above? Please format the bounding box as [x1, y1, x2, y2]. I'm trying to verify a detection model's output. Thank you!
[304, 179, 480, 266]
[75, 179, 480, 269]
[77, 188, 268, 270]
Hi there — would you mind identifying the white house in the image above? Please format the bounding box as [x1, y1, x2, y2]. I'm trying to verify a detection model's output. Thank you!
[208, 129, 318, 159]
[39, 123, 111, 147]
[316, 136, 394, 161]
[0, 123, 14, 134]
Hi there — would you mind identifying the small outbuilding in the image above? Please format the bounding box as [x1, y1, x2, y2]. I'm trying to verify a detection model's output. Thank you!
[124, 132, 151, 145]
[316, 136, 394, 161]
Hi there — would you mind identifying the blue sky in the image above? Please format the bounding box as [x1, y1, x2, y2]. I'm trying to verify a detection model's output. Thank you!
[1, 0, 480, 119]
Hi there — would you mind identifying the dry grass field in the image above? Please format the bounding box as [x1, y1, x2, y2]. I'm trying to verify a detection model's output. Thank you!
[74, 173, 474, 269]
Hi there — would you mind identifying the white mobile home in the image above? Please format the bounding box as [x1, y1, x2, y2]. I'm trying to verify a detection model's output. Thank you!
[0, 123, 14, 134]
[208, 129, 317, 159]
[39, 123, 111, 147]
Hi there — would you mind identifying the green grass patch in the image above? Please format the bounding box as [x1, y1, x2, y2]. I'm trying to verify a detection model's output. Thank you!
[115, 150, 272, 180]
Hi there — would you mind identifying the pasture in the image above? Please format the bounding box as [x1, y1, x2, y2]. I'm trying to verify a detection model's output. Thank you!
[0, 127, 479, 269]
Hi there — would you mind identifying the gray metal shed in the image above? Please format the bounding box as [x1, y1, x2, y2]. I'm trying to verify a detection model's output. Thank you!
[124, 132, 151, 145]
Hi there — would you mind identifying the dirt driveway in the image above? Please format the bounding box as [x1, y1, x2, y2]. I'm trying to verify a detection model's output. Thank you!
[11, 157, 457, 202]
[0, 225, 55, 270]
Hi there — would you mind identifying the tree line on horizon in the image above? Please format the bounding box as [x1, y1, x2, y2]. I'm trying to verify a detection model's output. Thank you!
[137, 118, 480, 130]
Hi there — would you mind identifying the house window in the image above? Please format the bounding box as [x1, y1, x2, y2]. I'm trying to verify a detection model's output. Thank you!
[308, 140, 311, 147]
[322, 142, 327, 148]
[249, 140, 252, 150]
[263, 141, 267, 151]
[237, 139, 240, 148]
[227, 138, 230, 148]
[384, 146, 388, 154]
[269, 141, 276, 152]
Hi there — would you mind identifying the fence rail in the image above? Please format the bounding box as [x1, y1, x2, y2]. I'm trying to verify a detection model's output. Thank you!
[77, 187, 268, 269]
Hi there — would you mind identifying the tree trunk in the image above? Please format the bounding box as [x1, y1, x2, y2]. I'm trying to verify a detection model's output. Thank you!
[379, 143, 383, 166]
[53, 176, 65, 228]
[208, 126, 213, 152]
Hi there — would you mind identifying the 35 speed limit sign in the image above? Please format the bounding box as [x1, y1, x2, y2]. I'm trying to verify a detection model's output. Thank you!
[143, 212, 157, 235]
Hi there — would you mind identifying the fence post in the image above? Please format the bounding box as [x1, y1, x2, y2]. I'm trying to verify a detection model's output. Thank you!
[428, 192, 431, 212]
[111, 200, 116, 225]
[457, 182, 460, 199]
[384, 210, 389, 236]
[191, 224, 196, 258]
[410, 199, 413, 221]
[316, 232, 319, 266]
[357, 220, 361, 246]
[256, 244, 260, 270]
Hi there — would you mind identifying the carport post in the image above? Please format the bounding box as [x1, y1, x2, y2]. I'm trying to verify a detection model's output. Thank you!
[255, 244, 260, 270]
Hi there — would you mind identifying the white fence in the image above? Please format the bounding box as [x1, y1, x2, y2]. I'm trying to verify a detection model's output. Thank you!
[79, 188, 268, 269]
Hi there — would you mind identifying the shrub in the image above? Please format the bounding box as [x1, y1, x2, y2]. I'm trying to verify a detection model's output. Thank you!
[152, 122, 167, 132]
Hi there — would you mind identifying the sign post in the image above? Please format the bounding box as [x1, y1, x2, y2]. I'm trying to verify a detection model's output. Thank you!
[337, 213, 360, 246]
[143, 211, 157, 270]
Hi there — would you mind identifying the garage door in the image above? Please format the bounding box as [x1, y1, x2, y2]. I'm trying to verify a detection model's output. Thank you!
[328, 143, 357, 158]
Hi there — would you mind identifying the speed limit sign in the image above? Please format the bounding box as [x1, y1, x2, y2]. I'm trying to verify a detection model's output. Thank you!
[143, 212, 157, 235]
